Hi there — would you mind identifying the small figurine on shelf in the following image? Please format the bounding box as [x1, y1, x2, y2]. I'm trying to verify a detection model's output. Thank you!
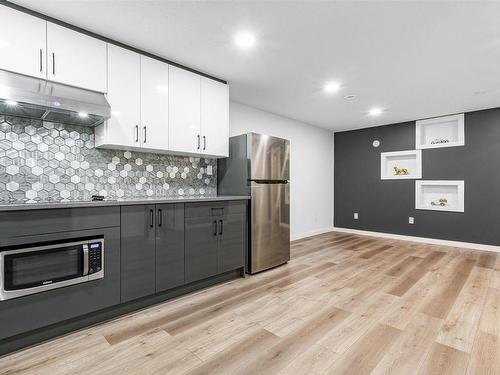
[393, 166, 409, 175]
[430, 138, 450, 145]
[430, 198, 449, 207]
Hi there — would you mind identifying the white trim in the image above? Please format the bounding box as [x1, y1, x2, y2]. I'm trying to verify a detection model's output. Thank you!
[332, 227, 500, 253]
[291, 227, 336, 241]
[416, 113, 465, 149]
[380, 150, 422, 180]
[415, 180, 465, 212]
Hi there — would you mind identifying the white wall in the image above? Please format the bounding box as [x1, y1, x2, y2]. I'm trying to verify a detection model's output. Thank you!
[229, 102, 334, 240]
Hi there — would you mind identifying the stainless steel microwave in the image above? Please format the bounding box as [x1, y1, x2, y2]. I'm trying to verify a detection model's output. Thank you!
[0, 238, 104, 301]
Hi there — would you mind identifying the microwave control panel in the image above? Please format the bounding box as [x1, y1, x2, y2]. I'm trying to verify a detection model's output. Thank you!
[88, 241, 103, 275]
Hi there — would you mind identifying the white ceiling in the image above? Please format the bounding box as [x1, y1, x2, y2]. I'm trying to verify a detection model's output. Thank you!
[10, 0, 500, 131]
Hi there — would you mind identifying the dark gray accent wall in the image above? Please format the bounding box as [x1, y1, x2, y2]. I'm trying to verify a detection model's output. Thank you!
[334, 107, 500, 246]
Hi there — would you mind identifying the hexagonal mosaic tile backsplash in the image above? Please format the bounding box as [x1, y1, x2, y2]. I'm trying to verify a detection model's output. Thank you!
[0, 116, 217, 203]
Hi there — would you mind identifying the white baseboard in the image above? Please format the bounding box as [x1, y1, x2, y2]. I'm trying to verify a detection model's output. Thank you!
[291, 227, 336, 241]
[333, 227, 500, 253]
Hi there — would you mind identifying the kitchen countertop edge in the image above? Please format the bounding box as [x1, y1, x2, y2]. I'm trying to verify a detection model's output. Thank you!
[0, 196, 250, 212]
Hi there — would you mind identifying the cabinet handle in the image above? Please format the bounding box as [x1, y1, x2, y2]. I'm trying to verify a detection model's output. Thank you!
[149, 209, 154, 228]
[143, 126, 147, 144]
[52, 52, 55, 75]
[157, 209, 162, 227]
[213, 220, 217, 236]
[39, 49, 43, 73]
[203, 136, 206, 151]
[197, 135, 201, 150]
[135, 125, 139, 143]
[219, 219, 223, 235]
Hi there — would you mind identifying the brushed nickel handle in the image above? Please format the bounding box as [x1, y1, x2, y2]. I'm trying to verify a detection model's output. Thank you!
[197, 134, 201, 150]
[203, 136, 206, 151]
[143, 126, 147, 144]
[135, 125, 139, 143]
[39, 49, 43, 73]
[52, 52, 55, 75]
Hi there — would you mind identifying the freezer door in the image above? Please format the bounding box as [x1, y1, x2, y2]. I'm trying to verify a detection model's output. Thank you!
[250, 181, 290, 273]
[249, 133, 290, 181]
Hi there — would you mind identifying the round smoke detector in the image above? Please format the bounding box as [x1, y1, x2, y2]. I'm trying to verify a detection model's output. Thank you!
[372, 140, 380, 148]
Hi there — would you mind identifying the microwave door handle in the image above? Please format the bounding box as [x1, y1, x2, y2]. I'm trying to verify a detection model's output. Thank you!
[82, 244, 89, 276]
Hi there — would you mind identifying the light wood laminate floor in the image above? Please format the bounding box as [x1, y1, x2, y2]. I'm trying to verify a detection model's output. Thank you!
[1, 232, 499, 374]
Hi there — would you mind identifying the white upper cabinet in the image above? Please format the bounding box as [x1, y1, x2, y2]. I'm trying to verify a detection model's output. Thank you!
[201, 77, 229, 157]
[96, 45, 140, 149]
[168, 66, 201, 154]
[0, 6, 46, 78]
[47, 23, 107, 92]
[140, 56, 169, 151]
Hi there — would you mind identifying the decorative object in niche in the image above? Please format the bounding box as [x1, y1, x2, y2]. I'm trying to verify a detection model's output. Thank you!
[393, 166, 409, 175]
[416, 113, 464, 149]
[430, 198, 449, 207]
[372, 140, 380, 148]
[430, 138, 450, 145]
[380, 150, 422, 180]
[415, 180, 464, 212]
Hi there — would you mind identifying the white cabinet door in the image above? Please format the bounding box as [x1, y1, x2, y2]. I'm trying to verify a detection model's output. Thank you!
[47, 22, 106, 92]
[201, 78, 229, 157]
[104, 44, 140, 147]
[0, 7, 46, 79]
[140, 56, 169, 151]
[168, 66, 201, 154]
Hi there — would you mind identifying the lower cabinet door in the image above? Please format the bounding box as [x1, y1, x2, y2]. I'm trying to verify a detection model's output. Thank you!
[185, 216, 219, 283]
[121, 205, 156, 302]
[156, 203, 185, 292]
[218, 213, 246, 273]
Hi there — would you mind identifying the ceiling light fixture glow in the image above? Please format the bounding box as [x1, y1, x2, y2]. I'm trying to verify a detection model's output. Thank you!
[234, 32, 256, 48]
[78, 112, 88, 118]
[369, 107, 383, 116]
[5, 100, 18, 106]
[323, 82, 341, 93]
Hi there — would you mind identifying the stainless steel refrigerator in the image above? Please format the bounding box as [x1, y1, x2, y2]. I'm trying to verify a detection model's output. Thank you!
[218, 133, 290, 274]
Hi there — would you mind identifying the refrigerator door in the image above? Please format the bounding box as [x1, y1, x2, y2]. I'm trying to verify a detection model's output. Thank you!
[250, 181, 290, 273]
[249, 133, 290, 181]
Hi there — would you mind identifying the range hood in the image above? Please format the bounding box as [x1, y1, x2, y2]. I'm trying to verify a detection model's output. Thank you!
[0, 69, 110, 127]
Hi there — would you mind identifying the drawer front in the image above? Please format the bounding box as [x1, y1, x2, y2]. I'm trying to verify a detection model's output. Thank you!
[185, 200, 246, 218]
[0, 207, 120, 238]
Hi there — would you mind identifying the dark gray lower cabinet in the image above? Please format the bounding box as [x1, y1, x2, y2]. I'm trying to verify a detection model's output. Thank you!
[185, 216, 219, 283]
[121, 205, 156, 302]
[156, 203, 185, 292]
[122, 201, 246, 300]
[185, 201, 246, 284]
[218, 213, 246, 273]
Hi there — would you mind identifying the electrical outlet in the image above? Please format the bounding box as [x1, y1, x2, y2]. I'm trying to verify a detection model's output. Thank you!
[354, 212, 359, 220]
[409, 217, 414, 224]
[206, 165, 213, 175]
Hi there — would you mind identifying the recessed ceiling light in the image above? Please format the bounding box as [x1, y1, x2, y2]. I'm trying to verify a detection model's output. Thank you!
[78, 112, 88, 118]
[323, 81, 341, 93]
[234, 32, 256, 49]
[343, 94, 357, 101]
[5, 100, 18, 106]
[369, 107, 383, 116]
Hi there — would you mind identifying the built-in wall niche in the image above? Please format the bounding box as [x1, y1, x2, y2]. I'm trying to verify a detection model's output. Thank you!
[415, 180, 464, 212]
[380, 150, 422, 180]
[416, 113, 465, 149]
